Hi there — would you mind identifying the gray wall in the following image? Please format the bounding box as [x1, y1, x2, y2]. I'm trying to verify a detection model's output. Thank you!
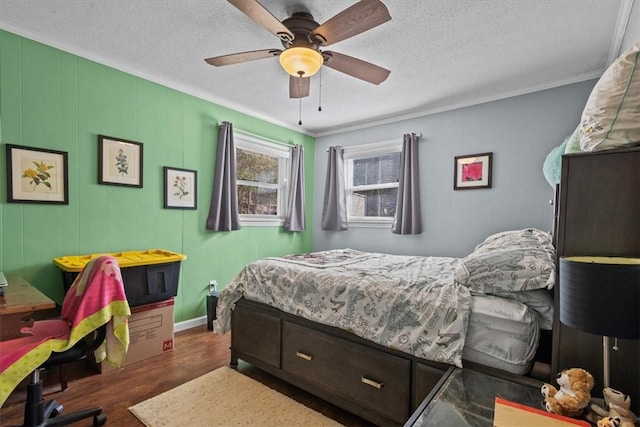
[621, 1, 639, 53]
[313, 79, 596, 257]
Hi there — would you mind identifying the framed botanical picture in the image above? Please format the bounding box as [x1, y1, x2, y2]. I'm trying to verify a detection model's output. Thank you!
[164, 167, 197, 209]
[5, 144, 69, 204]
[98, 135, 143, 187]
[454, 152, 492, 190]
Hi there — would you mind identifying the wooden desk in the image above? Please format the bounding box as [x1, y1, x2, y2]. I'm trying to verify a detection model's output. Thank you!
[0, 275, 56, 341]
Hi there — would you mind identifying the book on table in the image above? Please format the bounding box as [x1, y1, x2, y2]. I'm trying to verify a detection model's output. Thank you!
[493, 396, 590, 427]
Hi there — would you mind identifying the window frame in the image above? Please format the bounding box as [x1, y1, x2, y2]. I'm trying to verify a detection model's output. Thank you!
[343, 140, 402, 228]
[235, 134, 290, 227]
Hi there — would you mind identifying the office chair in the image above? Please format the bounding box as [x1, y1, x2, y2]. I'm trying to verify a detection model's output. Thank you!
[0, 255, 131, 426]
[22, 325, 107, 426]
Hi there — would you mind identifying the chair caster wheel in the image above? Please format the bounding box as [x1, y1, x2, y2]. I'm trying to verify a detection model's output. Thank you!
[44, 400, 64, 419]
[93, 412, 107, 426]
[50, 404, 64, 418]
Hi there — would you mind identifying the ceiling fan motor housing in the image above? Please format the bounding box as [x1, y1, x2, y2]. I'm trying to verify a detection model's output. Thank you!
[279, 12, 324, 77]
[281, 12, 321, 51]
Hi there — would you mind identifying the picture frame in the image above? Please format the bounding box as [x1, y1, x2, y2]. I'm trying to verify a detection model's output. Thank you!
[5, 144, 69, 204]
[98, 135, 143, 187]
[454, 152, 493, 190]
[164, 167, 197, 209]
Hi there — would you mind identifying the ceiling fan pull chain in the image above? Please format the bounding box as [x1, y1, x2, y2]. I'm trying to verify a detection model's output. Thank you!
[295, 75, 304, 125]
[318, 68, 323, 112]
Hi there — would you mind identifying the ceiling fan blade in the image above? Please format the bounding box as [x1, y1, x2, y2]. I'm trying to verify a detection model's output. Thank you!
[205, 49, 281, 66]
[289, 75, 310, 99]
[310, 0, 391, 46]
[228, 0, 294, 43]
[322, 51, 390, 85]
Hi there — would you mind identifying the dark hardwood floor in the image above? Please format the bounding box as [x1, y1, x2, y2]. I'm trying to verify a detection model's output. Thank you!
[0, 325, 371, 427]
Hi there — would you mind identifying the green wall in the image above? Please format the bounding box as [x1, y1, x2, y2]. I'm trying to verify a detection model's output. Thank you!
[0, 30, 314, 323]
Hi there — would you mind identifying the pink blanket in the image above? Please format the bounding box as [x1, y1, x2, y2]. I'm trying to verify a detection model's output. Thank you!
[0, 255, 131, 407]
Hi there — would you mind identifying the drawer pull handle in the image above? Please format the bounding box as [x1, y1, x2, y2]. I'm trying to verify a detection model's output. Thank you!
[361, 376, 384, 389]
[296, 351, 313, 361]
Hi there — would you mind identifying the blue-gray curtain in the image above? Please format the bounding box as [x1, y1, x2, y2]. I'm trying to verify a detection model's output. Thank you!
[206, 121, 241, 231]
[284, 145, 306, 231]
[392, 133, 422, 234]
[321, 146, 348, 231]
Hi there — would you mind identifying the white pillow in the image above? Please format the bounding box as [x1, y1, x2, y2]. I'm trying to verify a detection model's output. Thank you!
[580, 42, 640, 152]
[473, 228, 553, 254]
[454, 246, 556, 294]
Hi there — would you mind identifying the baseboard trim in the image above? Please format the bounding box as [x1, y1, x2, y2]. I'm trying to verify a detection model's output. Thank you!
[175, 315, 207, 332]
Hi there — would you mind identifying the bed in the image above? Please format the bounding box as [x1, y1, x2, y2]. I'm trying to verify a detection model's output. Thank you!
[214, 228, 555, 425]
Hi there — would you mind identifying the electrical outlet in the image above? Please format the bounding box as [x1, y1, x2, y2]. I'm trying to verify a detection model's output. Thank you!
[209, 280, 218, 293]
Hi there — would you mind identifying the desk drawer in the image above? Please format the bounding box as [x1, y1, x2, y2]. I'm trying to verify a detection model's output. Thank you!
[282, 321, 411, 424]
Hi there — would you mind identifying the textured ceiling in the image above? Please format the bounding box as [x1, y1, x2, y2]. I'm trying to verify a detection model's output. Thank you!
[0, 0, 632, 136]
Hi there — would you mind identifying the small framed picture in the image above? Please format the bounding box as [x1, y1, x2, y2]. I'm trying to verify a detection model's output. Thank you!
[454, 152, 492, 190]
[98, 135, 143, 187]
[5, 144, 69, 204]
[164, 167, 197, 209]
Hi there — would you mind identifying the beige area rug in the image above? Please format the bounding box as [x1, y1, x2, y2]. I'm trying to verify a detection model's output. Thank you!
[129, 367, 344, 426]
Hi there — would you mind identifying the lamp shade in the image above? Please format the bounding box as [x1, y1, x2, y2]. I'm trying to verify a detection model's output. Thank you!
[279, 47, 323, 77]
[560, 256, 640, 340]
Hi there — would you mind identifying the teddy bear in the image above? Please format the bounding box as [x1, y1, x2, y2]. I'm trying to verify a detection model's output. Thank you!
[541, 367, 594, 418]
[585, 387, 637, 427]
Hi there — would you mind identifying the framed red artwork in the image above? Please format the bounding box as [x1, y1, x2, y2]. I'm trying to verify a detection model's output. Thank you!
[454, 152, 492, 190]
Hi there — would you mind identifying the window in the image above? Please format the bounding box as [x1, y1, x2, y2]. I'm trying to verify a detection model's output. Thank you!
[235, 135, 290, 226]
[344, 141, 402, 227]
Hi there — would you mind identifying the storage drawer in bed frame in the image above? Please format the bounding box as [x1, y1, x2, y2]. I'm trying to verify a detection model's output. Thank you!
[230, 298, 451, 426]
[282, 321, 411, 424]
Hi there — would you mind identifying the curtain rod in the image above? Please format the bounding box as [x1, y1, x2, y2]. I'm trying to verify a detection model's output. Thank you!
[325, 133, 423, 152]
[218, 122, 297, 148]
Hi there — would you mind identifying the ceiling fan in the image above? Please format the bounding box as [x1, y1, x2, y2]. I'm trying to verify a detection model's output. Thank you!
[204, 0, 392, 99]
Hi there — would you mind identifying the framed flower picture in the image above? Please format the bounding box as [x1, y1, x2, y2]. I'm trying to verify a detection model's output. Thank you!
[164, 167, 197, 209]
[98, 135, 143, 187]
[454, 152, 492, 190]
[5, 144, 69, 204]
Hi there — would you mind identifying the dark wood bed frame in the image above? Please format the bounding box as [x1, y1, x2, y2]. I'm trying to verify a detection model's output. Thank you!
[230, 147, 640, 423]
[229, 297, 543, 426]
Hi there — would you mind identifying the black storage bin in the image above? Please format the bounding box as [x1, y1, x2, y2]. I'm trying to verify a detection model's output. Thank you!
[54, 250, 186, 307]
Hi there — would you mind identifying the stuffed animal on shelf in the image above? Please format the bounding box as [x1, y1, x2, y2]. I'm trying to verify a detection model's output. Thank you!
[541, 367, 594, 418]
[586, 387, 637, 427]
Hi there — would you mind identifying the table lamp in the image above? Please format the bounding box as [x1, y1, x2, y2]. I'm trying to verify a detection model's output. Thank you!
[559, 256, 640, 388]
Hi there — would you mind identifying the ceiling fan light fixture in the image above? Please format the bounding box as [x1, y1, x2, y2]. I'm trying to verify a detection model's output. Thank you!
[279, 47, 323, 78]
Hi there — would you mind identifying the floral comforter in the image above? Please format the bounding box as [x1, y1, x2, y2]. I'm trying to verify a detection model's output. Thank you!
[215, 249, 472, 367]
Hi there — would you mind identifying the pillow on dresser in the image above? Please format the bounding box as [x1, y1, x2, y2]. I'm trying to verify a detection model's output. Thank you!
[580, 41, 640, 152]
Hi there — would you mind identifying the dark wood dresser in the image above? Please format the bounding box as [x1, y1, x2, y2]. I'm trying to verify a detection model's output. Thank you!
[553, 146, 640, 413]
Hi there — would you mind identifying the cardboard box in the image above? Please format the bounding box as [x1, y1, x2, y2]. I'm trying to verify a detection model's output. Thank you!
[100, 298, 175, 372]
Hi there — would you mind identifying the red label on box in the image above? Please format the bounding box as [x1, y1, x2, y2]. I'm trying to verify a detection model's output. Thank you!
[163, 339, 174, 351]
[132, 298, 175, 314]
